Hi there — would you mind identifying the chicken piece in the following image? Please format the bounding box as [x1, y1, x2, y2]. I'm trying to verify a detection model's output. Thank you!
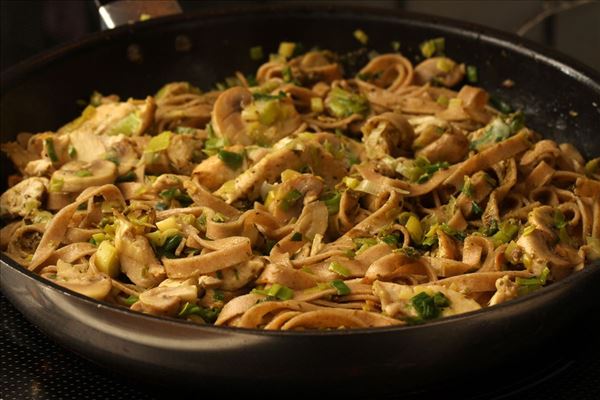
[267, 173, 324, 222]
[455, 171, 495, 218]
[517, 230, 582, 275]
[373, 281, 481, 319]
[192, 145, 245, 191]
[114, 217, 166, 288]
[361, 112, 415, 159]
[51, 160, 117, 193]
[488, 275, 519, 306]
[0, 177, 48, 218]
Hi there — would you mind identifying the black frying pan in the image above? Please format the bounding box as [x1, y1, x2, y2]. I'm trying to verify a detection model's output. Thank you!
[1, 4, 599, 396]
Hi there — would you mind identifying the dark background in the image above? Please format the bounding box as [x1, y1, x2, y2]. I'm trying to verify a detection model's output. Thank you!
[1, 1, 599, 399]
[1, 0, 600, 71]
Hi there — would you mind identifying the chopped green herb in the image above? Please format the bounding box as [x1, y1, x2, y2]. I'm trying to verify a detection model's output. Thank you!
[516, 267, 550, 295]
[326, 87, 370, 118]
[178, 302, 221, 323]
[68, 145, 77, 159]
[212, 212, 227, 223]
[264, 238, 276, 254]
[585, 158, 600, 176]
[162, 234, 182, 254]
[249, 46, 264, 60]
[330, 279, 351, 296]
[469, 114, 522, 152]
[124, 295, 139, 306]
[104, 150, 120, 165]
[522, 225, 536, 236]
[553, 210, 567, 229]
[490, 95, 512, 114]
[203, 123, 229, 156]
[280, 189, 303, 211]
[252, 91, 286, 102]
[282, 66, 293, 83]
[322, 191, 341, 215]
[145, 131, 172, 153]
[420, 37, 445, 58]
[246, 74, 258, 87]
[354, 237, 378, 254]
[328, 261, 350, 277]
[75, 170, 92, 177]
[174, 126, 197, 135]
[290, 231, 303, 241]
[481, 219, 499, 236]
[49, 177, 64, 192]
[116, 171, 137, 183]
[44, 138, 58, 162]
[397, 246, 420, 258]
[439, 223, 466, 241]
[381, 234, 400, 247]
[391, 40, 401, 51]
[398, 157, 449, 184]
[217, 149, 244, 170]
[471, 201, 482, 217]
[491, 220, 519, 246]
[213, 289, 225, 301]
[410, 291, 451, 320]
[466, 65, 478, 83]
[155, 202, 168, 211]
[461, 176, 473, 197]
[353, 29, 368, 45]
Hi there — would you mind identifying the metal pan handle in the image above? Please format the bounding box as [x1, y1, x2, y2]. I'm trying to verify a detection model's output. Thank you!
[95, 0, 182, 30]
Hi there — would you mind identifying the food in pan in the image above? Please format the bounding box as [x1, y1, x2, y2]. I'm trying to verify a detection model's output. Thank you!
[1, 37, 599, 330]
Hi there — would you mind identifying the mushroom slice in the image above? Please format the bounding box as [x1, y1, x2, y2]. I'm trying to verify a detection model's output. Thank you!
[51, 159, 117, 193]
[134, 285, 198, 316]
[53, 260, 112, 301]
[212, 87, 254, 145]
[413, 57, 465, 87]
[0, 177, 48, 218]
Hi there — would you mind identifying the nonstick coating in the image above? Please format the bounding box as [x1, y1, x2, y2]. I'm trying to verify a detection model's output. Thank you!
[1, 5, 599, 393]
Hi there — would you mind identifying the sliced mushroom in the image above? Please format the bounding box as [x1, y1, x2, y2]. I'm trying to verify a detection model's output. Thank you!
[51, 159, 117, 193]
[212, 87, 254, 145]
[361, 112, 415, 159]
[133, 285, 198, 316]
[53, 260, 112, 301]
[268, 174, 324, 222]
[0, 177, 48, 218]
[413, 57, 465, 87]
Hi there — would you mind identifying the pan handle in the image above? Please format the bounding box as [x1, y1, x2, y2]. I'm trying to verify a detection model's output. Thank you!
[95, 0, 182, 30]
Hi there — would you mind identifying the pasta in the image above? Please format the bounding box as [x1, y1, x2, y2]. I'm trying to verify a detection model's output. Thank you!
[1, 38, 599, 330]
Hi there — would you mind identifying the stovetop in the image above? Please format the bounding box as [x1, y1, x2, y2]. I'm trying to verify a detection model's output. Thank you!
[1, 291, 599, 400]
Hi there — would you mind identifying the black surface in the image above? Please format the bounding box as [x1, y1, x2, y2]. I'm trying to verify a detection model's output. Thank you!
[2, 291, 600, 400]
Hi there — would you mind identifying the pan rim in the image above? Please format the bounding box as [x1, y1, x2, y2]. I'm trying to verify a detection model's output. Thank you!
[1, 3, 599, 337]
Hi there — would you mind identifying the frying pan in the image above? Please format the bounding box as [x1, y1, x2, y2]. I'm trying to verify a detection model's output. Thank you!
[1, 3, 599, 395]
